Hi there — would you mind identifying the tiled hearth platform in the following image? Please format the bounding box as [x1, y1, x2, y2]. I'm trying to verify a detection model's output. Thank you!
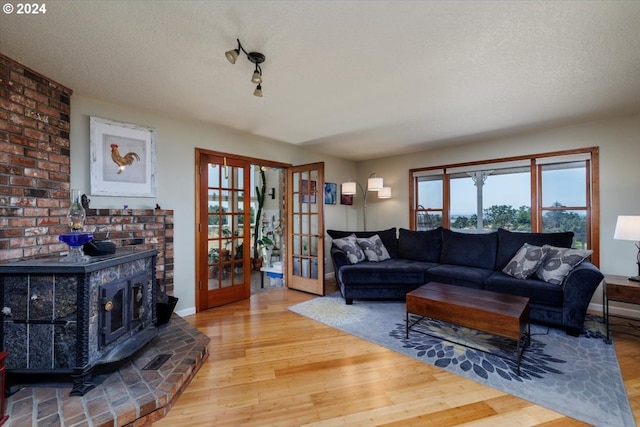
[4, 315, 209, 426]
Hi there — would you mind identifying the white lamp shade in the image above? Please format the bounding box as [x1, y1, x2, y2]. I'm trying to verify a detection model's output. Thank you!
[378, 187, 391, 199]
[341, 182, 356, 195]
[367, 177, 383, 191]
[614, 216, 640, 241]
[251, 71, 262, 84]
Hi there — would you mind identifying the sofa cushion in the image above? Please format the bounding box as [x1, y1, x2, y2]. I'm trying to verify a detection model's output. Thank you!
[440, 229, 498, 270]
[339, 259, 434, 284]
[496, 228, 574, 271]
[356, 234, 391, 262]
[328, 228, 398, 258]
[332, 234, 366, 264]
[502, 243, 548, 279]
[425, 264, 493, 289]
[535, 245, 593, 285]
[485, 272, 563, 306]
[398, 227, 442, 263]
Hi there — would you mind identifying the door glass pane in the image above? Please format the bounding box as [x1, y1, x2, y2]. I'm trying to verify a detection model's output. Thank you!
[208, 164, 220, 187]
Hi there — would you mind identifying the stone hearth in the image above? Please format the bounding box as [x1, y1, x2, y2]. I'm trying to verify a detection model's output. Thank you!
[4, 315, 209, 426]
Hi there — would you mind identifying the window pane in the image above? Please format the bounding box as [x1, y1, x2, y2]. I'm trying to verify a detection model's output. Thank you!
[450, 168, 530, 231]
[416, 211, 442, 231]
[450, 173, 477, 230]
[542, 209, 588, 249]
[417, 176, 442, 209]
[482, 169, 531, 231]
[541, 161, 586, 207]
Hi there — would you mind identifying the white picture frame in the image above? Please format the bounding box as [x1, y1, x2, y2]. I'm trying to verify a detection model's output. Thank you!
[90, 116, 157, 197]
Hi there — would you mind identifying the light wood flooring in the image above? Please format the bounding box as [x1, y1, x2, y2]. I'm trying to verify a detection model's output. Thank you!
[154, 283, 640, 427]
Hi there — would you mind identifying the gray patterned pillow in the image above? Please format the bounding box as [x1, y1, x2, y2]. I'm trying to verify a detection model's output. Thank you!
[356, 234, 391, 262]
[502, 243, 547, 279]
[535, 245, 593, 285]
[332, 234, 366, 264]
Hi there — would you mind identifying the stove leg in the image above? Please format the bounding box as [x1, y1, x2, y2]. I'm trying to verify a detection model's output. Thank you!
[70, 369, 96, 396]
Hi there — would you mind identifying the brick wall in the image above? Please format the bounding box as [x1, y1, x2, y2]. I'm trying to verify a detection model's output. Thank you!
[0, 53, 73, 260]
[85, 208, 174, 293]
[0, 54, 174, 294]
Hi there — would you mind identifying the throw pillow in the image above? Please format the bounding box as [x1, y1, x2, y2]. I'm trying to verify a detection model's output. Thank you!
[535, 245, 593, 285]
[332, 234, 366, 264]
[356, 234, 391, 262]
[502, 243, 548, 279]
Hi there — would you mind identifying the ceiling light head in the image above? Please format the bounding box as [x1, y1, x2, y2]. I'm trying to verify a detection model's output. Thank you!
[251, 66, 262, 84]
[225, 48, 239, 64]
[253, 84, 263, 98]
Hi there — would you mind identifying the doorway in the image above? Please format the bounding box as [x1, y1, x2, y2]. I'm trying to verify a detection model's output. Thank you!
[195, 149, 324, 311]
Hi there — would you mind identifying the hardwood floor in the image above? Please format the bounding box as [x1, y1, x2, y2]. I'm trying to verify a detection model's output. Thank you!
[153, 284, 640, 426]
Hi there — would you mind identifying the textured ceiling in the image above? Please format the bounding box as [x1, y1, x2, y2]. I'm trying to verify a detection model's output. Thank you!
[1, 1, 639, 161]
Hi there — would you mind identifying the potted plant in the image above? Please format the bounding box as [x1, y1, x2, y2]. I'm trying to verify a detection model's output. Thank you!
[252, 167, 267, 270]
[208, 247, 219, 279]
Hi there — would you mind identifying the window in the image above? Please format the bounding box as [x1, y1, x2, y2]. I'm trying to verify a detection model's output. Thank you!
[410, 148, 599, 265]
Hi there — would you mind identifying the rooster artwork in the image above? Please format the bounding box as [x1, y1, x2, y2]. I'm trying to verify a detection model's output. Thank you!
[110, 143, 141, 174]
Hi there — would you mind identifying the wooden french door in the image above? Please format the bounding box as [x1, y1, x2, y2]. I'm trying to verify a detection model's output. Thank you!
[287, 163, 325, 296]
[196, 151, 251, 310]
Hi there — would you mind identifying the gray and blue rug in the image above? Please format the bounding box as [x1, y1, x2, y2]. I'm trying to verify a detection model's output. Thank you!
[289, 292, 635, 427]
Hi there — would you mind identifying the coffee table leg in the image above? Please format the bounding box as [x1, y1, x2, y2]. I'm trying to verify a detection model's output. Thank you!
[406, 311, 409, 339]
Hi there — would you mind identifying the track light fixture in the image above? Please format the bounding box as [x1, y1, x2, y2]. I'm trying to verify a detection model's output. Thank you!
[225, 38, 266, 97]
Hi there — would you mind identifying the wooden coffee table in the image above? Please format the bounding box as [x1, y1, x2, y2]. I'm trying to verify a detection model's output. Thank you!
[406, 282, 530, 373]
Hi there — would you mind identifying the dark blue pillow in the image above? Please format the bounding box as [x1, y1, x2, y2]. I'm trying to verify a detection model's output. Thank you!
[440, 228, 498, 270]
[496, 228, 574, 271]
[398, 228, 442, 263]
[327, 228, 398, 258]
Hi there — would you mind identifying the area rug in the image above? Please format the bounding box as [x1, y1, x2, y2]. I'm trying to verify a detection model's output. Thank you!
[289, 292, 635, 427]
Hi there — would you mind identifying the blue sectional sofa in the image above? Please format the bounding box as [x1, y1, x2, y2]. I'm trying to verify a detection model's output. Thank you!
[328, 227, 604, 336]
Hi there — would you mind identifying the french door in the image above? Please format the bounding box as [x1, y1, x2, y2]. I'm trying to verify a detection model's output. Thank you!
[287, 163, 325, 296]
[196, 151, 251, 310]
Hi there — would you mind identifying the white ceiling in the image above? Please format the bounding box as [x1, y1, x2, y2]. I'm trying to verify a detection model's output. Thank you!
[1, 1, 639, 161]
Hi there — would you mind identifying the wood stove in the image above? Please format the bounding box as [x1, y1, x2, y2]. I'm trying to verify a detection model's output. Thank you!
[0, 250, 158, 396]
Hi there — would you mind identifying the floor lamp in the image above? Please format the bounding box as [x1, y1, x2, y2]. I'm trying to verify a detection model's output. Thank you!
[341, 173, 391, 231]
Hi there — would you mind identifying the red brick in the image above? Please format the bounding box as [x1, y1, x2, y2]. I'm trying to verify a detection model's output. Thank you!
[0, 98, 24, 114]
[37, 160, 61, 172]
[9, 92, 36, 109]
[24, 128, 48, 141]
[9, 217, 36, 227]
[0, 248, 24, 261]
[10, 237, 36, 248]
[9, 155, 36, 168]
[0, 119, 23, 135]
[9, 112, 37, 129]
[24, 168, 49, 179]
[9, 134, 37, 148]
[10, 70, 38, 90]
[24, 87, 50, 104]
[36, 198, 60, 208]
[10, 176, 36, 187]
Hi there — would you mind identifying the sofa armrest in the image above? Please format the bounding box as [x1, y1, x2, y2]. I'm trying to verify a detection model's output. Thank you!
[330, 244, 350, 271]
[562, 261, 604, 334]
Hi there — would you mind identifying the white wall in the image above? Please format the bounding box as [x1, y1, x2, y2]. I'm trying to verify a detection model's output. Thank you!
[70, 95, 356, 312]
[357, 115, 640, 305]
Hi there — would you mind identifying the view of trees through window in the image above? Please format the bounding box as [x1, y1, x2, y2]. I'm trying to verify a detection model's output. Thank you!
[412, 152, 595, 252]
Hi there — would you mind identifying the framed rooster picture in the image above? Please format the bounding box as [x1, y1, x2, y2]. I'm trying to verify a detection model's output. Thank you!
[90, 116, 157, 197]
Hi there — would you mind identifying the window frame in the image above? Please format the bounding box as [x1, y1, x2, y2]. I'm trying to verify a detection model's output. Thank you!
[409, 147, 600, 266]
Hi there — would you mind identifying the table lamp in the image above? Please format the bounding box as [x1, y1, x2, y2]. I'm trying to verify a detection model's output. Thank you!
[614, 215, 640, 282]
